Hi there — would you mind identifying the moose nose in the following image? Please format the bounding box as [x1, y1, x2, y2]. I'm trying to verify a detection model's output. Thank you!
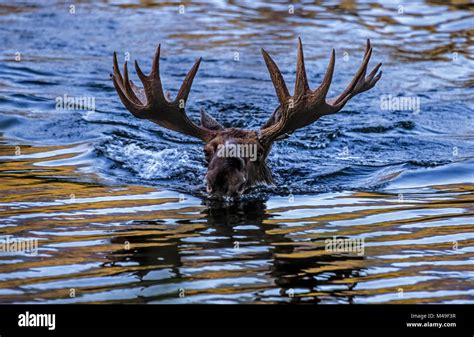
[206, 182, 231, 200]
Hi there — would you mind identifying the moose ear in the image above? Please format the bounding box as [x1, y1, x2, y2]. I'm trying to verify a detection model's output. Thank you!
[200, 108, 224, 131]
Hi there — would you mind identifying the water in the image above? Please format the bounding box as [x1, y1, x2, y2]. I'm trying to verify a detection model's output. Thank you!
[0, 0, 473, 304]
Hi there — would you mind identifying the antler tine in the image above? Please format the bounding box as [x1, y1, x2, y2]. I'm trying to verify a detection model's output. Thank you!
[176, 57, 202, 104]
[122, 61, 142, 105]
[112, 52, 146, 117]
[330, 48, 373, 110]
[261, 48, 290, 105]
[294, 37, 310, 97]
[134, 45, 166, 103]
[331, 40, 374, 106]
[113, 51, 124, 87]
[353, 45, 372, 89]
[112, 71, 145, 118]
[311, 48, 336, 102]
[367, 62, 382, 84]
[150, 44, 161, 78]
[133, 59, 147, 83]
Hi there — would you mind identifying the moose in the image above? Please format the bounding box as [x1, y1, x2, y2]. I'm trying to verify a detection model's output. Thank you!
[112, 39, 382, 199]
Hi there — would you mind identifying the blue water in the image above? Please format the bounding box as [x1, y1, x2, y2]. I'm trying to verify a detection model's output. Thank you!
[0, 0, 473, 304]
[1, 0, 472, 197]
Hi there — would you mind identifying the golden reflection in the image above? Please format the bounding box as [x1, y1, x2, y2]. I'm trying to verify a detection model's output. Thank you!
[1, 140, 474, 303]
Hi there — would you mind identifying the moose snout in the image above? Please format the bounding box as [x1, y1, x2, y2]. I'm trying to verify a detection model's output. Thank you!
[205, 177, 246, 199]
[206, 184, 245, 200]
[205, 157, 247, 199]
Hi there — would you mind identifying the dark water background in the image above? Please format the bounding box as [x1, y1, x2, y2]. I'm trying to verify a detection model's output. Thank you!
[0, 0, 473, 303]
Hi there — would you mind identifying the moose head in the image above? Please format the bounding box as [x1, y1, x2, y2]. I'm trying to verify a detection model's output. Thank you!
[112, 39, 381, 199]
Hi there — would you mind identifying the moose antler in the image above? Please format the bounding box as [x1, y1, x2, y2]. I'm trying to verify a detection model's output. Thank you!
[112, 45, 215, 141]
[259, 38, 382, 144]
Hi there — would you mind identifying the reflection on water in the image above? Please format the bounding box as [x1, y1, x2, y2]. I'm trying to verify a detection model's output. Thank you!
[0, 0, 473, 303]
[0, 142, 473, 304]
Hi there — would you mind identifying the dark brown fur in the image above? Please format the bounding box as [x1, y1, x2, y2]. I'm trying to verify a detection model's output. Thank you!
[203, 128, 273, 198]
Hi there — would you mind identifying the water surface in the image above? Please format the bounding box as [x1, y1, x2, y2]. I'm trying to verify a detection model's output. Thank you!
[0, 0, 473, 304]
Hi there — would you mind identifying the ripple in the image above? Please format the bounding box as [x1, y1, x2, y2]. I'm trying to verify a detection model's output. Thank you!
[0, 0, 473, 305]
